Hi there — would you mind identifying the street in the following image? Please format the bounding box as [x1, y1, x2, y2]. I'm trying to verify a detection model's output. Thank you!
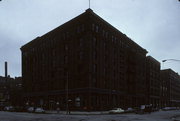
[0, 110, 180, 121]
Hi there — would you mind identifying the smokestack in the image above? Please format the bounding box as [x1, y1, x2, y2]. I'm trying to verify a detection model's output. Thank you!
[5, 61, 8, 78]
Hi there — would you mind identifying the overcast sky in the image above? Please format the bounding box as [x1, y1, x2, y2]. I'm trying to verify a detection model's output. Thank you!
[0, 0, 180, 77]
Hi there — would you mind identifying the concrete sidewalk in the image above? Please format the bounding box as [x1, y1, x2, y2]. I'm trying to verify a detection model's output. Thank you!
[173, 117, 180, 121]
[45, 110, 109, 115]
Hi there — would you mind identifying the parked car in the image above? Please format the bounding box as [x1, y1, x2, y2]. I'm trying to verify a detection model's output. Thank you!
[109, 108, 124, 114]
[162, 107, 177, 111]
[27, 107, 35, 113]
[124, 107, 135, 113]
[34, 107, 45, 113]
[4, 106, 15, 112]
[134, 107, 144, 114]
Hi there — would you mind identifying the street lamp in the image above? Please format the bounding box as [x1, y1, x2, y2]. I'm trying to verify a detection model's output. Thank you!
[162, 59, 180, 63]
[162, 59, 180, 70]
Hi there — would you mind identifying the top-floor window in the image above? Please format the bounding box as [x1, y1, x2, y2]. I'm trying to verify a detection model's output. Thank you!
[92, 23, 99, 33]
[77, 24, 85, 33]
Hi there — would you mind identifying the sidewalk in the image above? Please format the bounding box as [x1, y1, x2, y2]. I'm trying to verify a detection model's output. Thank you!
[173, 116, 180, 121]
[45, 110, 109, 115]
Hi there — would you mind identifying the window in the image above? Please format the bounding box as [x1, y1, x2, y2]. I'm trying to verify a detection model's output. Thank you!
[92, 78, 97, 87]
[77, 24, 85, 33]
[65, 44, 68, 51]
[102, 30, 105, 37]
[93, 50, 97, 60]
[92, 23, 95, 31]
[79, 38, 83, 47]
[112, 36, 114, 42]
[52, 49, 56, 56]
[104, 67, 106, 75]
[81, 24, 84, 32]
[104, 42, 106, 50]
[106, 32, 108, 38]
[95, 25, 99, 33]
[77, 26, 80, 33]
[63, 33, 66, 40]
[64, 55, 68, 64]
[79, 51, 83, 60]
[114, 37, 117, 44]
[93, 64, 97, 73]
[66, 32, 69, 38]
[93, 37, 97, 46]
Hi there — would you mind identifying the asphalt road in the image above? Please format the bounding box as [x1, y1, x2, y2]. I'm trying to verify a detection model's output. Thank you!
[0, 110, 180, 121]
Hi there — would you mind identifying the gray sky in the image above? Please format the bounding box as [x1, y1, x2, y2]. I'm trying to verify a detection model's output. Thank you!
[0, 0, 180, 77]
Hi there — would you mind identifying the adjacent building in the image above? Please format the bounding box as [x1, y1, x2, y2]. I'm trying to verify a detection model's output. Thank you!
[0, 76, 22, 109]
[21, 9, 148, 110]
[160, 69, 180, 107]
[146, 56, 161, 107]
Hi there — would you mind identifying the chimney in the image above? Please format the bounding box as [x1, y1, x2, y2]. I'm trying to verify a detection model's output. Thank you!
[5, 61, 8, 78]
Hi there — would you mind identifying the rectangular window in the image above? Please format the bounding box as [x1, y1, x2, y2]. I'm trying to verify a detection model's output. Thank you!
[112, 36, 114, 42]
[106, 32, 108, 38]
[64, 55, 68, 64]
[77, 26, 80, 33]
[104, 67, 106, 75]
[52, 49, 56, 56]
[93, 50, 97, 60]
[93, 37, 97, 46]
[92, 23, 95, 31]
[79, 38, 83, 47]
[63, 33, 66, 40]
[102, 30, 105, 37]
[65, 44, 68, 51]
[66, 32, 69, 38]
[81, 24, 85, 32]
[79, 51, 83, 60]
[93, 64, 97, 73]
[95, 25, 99, 33]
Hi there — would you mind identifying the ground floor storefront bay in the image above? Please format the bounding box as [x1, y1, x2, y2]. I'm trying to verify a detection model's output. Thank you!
[23, 88, 149, 111]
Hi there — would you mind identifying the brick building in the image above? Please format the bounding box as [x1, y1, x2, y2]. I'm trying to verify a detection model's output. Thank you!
[0, 76, 22, 109]
[21, 9, 148, 110]
[146, 56, 160, 108]
[160, 69, 180, 107]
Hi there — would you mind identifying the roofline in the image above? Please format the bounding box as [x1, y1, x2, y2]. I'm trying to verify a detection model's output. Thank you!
[21, 8, 148, 54]
[87, 9, 148, 53]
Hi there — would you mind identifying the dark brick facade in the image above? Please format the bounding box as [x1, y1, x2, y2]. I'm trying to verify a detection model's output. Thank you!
[0, 76, 22, 109]
[160, 69, 180, 107]
[21, 9, 171, 111]
[146, 56, 160, 108]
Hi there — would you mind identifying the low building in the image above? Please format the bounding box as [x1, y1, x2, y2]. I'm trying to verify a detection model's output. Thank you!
[160, 69, 180, 107]
[0, 76, 22, 109]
